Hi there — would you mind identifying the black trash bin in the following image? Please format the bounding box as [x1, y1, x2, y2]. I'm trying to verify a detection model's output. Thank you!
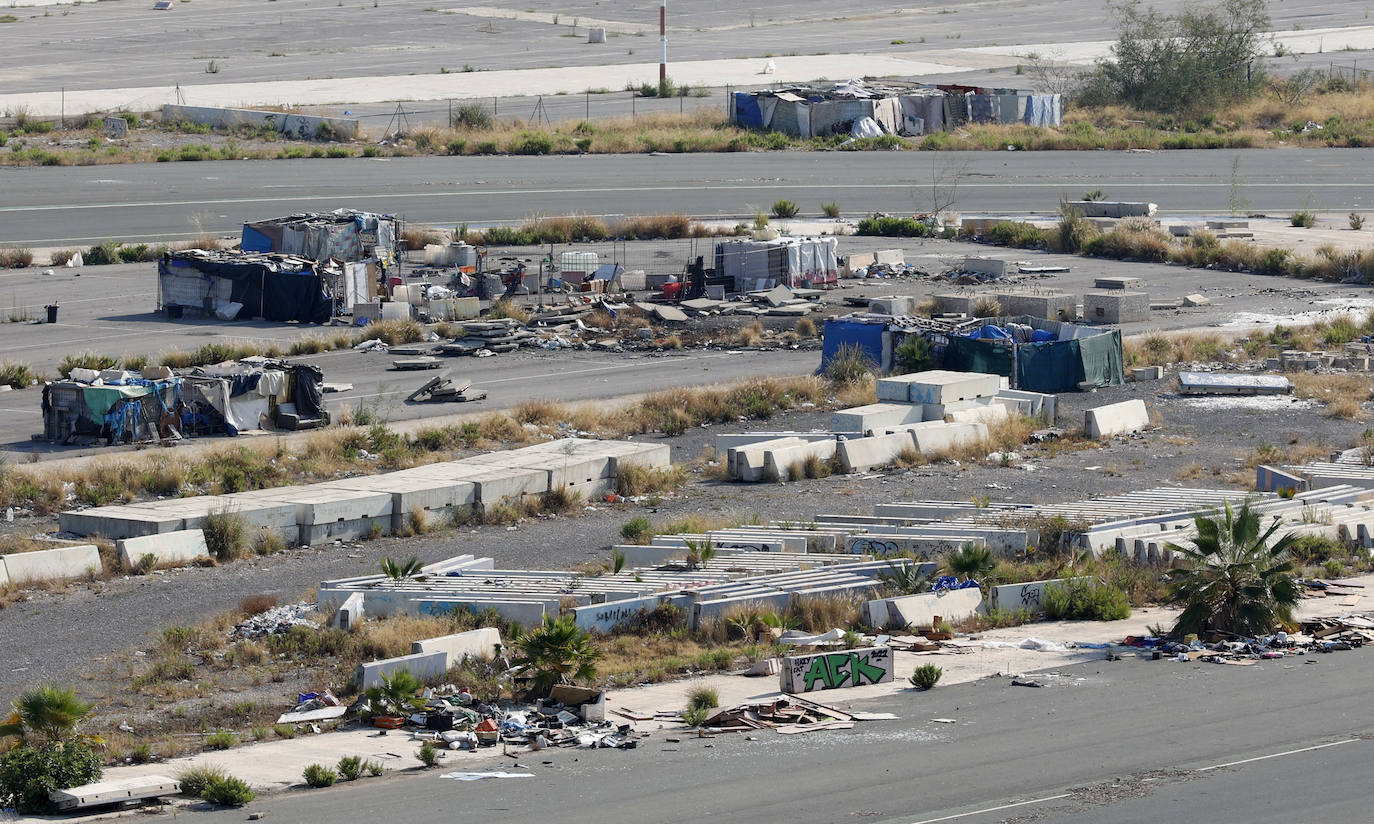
[45, 304, 58, 324]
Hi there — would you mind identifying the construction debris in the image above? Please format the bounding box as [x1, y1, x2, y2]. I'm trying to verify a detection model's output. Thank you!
[406, 374, 487, 403]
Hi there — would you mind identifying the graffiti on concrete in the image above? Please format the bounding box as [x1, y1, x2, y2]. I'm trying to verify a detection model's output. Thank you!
[781, 646, 894, 693]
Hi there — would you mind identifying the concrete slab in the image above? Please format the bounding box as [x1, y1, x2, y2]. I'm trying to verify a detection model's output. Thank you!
[356, 650, 450, 690]
[901, 370, 1002, 405]
[866, 587, 983, 629]
[407, 597, 547, 628]
[1084, 399, 1150, 438]
[728, 437, 806, 481]
[412, 627, 502, 662]
[57, 506, 184, 539]
[985, 577, 1094, 614]
[116, 529, 209, 570]
[571, 595, 666, 632]
[399, 462, 549, 504]
[0, 544, 102, 585]
[996, 388, 1057, 421]
[320, 474, 476, 533]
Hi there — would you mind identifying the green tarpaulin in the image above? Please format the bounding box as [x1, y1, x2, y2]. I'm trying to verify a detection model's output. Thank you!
[944, 336, 1014, 377]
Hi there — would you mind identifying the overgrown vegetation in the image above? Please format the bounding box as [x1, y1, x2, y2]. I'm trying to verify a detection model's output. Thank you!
[1043, 580, 1132, 621]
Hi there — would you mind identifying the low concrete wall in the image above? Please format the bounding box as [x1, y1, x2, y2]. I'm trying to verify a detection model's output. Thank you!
[763, 439, 838, 482]
[355, 650, 450, 690]
[780, 646, 894, 693]
[411, 627, 502, 662]
[162, 104, 359, 140]
[116, 529, 209, 570]
[985, 576, 1095, 614]
[571, 595, 665, 632]
[837, 431, 917, 473]
[1, 544, 102, 586]
[863, 587, 982, 629]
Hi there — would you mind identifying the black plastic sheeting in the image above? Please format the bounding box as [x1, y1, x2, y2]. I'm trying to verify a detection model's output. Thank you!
[162, 256, 331, 323]
[293, 364, 325, 419]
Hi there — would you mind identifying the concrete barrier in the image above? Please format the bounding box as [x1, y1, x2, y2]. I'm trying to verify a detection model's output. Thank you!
[356, 650, 450, 690]
[0, 544, 102, 586]
[1085, 399, 1150, 438]
[409, 597, 547, 628]
[320, 475, 476, 534]
[763, 439, 838, 482]
[863, 587, 982, 629]
[913, 421, 988, 456]
[985, 576, 1095, 614]
[997, 389, 1056, 421]
[412, 627, 502, 662]
[1066, 200, 1156, 218]
[728, 437, 805, 481]
[332, 592, 365, 630]
[946, 401, 1009, 426]
[116, 529, 209, 570]
[1257, 465, 1308, 494]
[162, 104, 360, 140]
[571, 595, 665, 632]
[837, 431, 918, 473]
[780, 646, 894, 693]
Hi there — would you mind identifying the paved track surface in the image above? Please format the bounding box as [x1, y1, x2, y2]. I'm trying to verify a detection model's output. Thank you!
[166, 649, 1374, 823]
[3, 149, 1373, 247]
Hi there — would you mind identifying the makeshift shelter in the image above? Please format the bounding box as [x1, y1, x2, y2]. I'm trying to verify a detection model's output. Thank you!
[946, 316, 1123, 393]
[241, 209, 397, 265]
[42, 361, 328, 445]
[819, 314, 1120, 392]
[158, 249, 333, 323]
[715, 237, 838, 293]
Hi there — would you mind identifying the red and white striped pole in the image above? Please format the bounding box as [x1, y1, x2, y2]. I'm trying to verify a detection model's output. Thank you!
[659, 0, 667, 83]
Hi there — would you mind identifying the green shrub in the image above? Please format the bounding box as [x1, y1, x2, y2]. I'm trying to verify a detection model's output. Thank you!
[0, 740, 103, 814]
[1043, 580, 1131, 621]
[416, 741, 440, 768]
[1290, 210, 1317, 228]
[366, 759, 384, 776]
[821, 201, 841, 218]
[83, 240, 123, 266]
[620, 516, 652, 544]
[58, 352, 117, 378]
[203, 730, 236, 750]
[686, 686, 719, 711]
[0, 361, 37, 389]
[452, 102, 494, 130]
[893, 334, 938, 374]
[337, 755, 363, 781]
[326, 146, 351, 158]
[856, 215, 933, 237]
[203, 509, 249, 560]
[771, 199, 800, 218]
[201, 774, 254, 806]
[176, 766, 228, 797]
[909, 663, 943, 690]
[987, 221, 1047, 248]
[681, 705, 711, 727]
[303, 763, 338, 787]
[823, 343, 874, 386]
[272, 724, 297, 739]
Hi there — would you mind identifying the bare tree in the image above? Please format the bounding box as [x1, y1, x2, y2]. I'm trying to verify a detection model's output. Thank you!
[1021, 50, 1084, 97]
[918, 156, 969, 225]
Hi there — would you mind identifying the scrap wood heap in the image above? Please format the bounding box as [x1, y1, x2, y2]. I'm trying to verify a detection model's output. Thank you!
[695, 697, 855, 734]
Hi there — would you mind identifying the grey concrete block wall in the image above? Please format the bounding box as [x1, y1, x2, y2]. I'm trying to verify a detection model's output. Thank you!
[1083, 291, 1150, 324]
[997, 292, 1077, 321]
[162, 104, 359, 140]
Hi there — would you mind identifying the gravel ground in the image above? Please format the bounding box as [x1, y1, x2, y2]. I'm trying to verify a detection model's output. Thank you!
[1, 373, 1366, 723]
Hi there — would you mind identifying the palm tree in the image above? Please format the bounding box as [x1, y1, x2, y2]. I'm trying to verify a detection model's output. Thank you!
[511, 615, 601, 697]
[362, 669, 427, 717]
[1164, 501, 1301, 637]
[0, 685, 94, 747]
[945, 543, 995, 581]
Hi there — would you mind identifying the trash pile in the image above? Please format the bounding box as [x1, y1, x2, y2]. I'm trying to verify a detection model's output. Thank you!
[1123, 617, 1374, 664]
[369, 684, 640, 752]
[232, 602, 318, 638]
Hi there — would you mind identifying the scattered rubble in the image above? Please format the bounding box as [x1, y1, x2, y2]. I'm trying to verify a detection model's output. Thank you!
[232, 602, 318, 638]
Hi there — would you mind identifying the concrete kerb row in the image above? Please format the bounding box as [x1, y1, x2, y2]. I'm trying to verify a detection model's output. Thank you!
[57, 438, 669, 544]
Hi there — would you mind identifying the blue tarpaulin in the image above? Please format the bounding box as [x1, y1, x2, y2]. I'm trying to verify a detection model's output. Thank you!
[819, 318, 885, 374]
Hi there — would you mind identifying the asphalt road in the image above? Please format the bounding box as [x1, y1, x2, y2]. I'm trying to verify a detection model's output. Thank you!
[3, 149, 1374, 247]
[168, 650, 1374, 824]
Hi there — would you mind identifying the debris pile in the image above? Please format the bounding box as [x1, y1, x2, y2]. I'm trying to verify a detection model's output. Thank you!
[696, 697, 856, 734]
[233, 602, 318, 638]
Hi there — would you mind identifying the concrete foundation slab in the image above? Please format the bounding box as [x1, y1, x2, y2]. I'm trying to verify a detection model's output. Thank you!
[902, 370, 1002, 405]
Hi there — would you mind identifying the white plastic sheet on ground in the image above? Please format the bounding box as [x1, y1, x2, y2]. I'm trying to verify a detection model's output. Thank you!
[850, 116, 883, 138]
[982, 637, 1070, 652]
[439, 771, 534, 781]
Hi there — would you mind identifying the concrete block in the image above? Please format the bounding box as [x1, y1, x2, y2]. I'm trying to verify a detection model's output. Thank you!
[985, 576, 1094, 614]
[1182, 293, 1211, 307]
[763, 439, 838, 482]
[902, 370, 1002, 405]
[847, 534, 983, 558]
[996, 389, 1056, 421]
[0, 544, 102, 585]
[412, 627, 502, 662]
[235, 487, 393, 544]
[946, 401, 1009, 426]
[932, 293, 976, 315]
[1067, 201, 1156, 218]
[1131, 366, 1164, 381]
[459, 450, 611, 491]
[693, 592, 793, 628]
[1084, 291, 1150, 324]
[868, 295, 914, 315]
[356, 650, 450, 690]
[400, 462, 549, 504]
[913, 421, 989, 456]
[781, 646, 894, 693]
[962, 257, 1008, 277]
[1085, 399, 1150, 438]
[1257, 465, 1309, 494]
[58, 506, 184, 539]
[715, 432, 845, 454]
[866, 587, 982, 629]
[874, 249, 905, 266]
[837, 431, 918, 473]
[116, 529, 209, 570]
[332, 591, 365, 630]
[1093, 276, 1146, 290]
[997, 291, 1077, 321]
[729, 437, 806, 481]
[832, 402, 923, 435]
